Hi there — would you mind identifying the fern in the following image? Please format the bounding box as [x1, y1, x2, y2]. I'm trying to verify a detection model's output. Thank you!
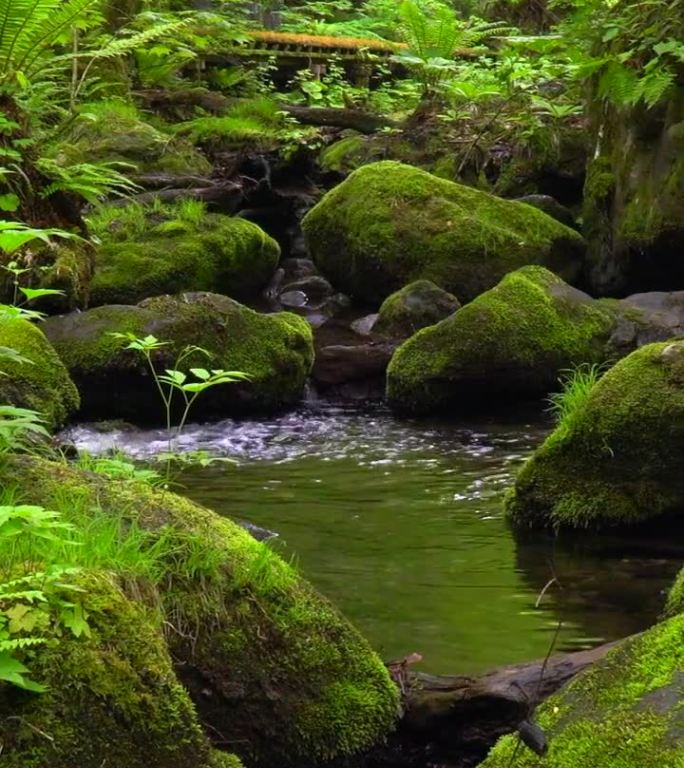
[36, 158, 141, 204]
[76, 19, 191, 63]
[0, 0, 96, 81]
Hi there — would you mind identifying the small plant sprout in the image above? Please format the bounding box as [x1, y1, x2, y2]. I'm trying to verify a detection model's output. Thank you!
[0, 222, 77, 318]
[109, 332, 250, 476]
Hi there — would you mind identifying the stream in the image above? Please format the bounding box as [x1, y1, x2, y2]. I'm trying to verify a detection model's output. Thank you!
[66, 400, 684, 674]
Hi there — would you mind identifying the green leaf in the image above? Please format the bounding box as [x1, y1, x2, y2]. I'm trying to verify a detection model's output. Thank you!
[60, 603, 90, 638]
[0, 193, 19, 212]
[0, 651, 46, 693]
[18, 287, 66, 302]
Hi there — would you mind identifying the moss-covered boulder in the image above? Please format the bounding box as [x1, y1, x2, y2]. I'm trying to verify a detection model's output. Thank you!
[0, 569, 236, 768]
[507, 340, 684, 529]
[43, 292, 313, 421]
[583, 6, 684, 296]
[2, 456, 400, 767]
[480, 614, 684, 768]
[302, 162, 586, 305]
[54, 101, 210, 175]
[374, 279, 460, 339]
[89, 202, 280, 306]
[0, 316, 79, 429]
[386, 267, 615, 416]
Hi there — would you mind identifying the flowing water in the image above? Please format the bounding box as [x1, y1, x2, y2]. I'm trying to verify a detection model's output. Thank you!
[66, 401, 684, 674]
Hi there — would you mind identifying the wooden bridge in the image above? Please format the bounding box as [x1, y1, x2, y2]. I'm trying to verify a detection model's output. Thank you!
[225, 30, 479, 87]
[233, 30, 404, 61]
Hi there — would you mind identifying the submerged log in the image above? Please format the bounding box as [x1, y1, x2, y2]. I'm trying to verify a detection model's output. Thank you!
[373, 640, 618, 768]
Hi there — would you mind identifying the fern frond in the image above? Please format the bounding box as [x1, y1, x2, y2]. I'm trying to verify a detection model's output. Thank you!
[77, 19, 191, 62]
[0, 636, 47, 651]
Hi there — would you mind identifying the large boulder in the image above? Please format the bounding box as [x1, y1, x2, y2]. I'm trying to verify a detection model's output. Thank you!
[0, 316, 79, 429]
[0, 570, 238, 768]
[507, 340, 684, 529]
[302, 161, 586, 305]
[374, 279, 460, 339]
[89, 202, 280, 306]
[2, 455, 400, 767]
[583, 4, 684, 296]
[480, 614, 684, 768]
[43, 292, 313, 421]
[386, 267, 615, 416]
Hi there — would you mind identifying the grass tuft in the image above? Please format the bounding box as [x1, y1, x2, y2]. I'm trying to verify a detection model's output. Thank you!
[547, 363, 605, 438]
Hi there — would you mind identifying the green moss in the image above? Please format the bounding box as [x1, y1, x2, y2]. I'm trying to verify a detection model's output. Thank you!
[480, 615, 684, 768]
[583, 83, 684, 294]
[664, 568, 684, 618]
[319, 135, 369, 173]
[303, 162, 586, 306]
[54, 102, 211, 174]
[89, 202, 280, 306]
[507, 340, 684, 529]
[206, 753, 244, 768]
[43, 293, 314, 419]
[0, 570, 214, 768]
[386, 266, 616, 416]
[0, 317, 79, 429]
[2, 456, 401, 767]
[0, 240, 95, 312]
[375, 279, 460, 339]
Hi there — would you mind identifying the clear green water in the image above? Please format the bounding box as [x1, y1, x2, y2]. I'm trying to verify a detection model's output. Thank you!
[69, 402, 684, 675]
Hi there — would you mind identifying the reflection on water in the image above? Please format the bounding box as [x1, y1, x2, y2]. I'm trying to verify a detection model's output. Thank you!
[66, 402, 684, 674]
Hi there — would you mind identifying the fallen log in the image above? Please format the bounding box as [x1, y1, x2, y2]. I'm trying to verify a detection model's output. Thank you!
[372, 640, 618, 768]
[137, 88, 393, 134]
[280, 104, 394, 134]
[108, 179, 248, 211]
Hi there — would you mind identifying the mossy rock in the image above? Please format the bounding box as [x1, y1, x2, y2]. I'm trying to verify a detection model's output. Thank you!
[43, 292, 314, 421]
[2, 456, 400, 767]
[302, 161, 586, 305]
[386, 266, 616, 416]
[507, 340, 684, 529]
[90, 204, 280, 306]
[0, 570, 228, 768]
[374, 279, 460, 339]
[480, 614, 684, 768]
[664, 567, 684, 618]
[55, 104, 211, 174]
[0, 316, 79, 429]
